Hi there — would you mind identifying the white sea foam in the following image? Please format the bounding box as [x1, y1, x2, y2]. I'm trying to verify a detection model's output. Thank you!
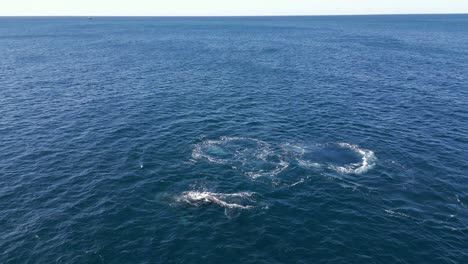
[281, 143, 306, 155]
[246, 159, 289, 179]
[329, 143, 377, 174]
[176, 191, 255, 209]
[285, 142, 376, 174]
[192, 137, 289, 179]
[192, 137, 266, 164]
[297, 159, 322, 168]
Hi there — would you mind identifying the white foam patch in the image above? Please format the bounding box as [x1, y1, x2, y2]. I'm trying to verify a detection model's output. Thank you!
[281, 143, 306, 155]
[297, 160, 322, 168]
[176, 191, 256, 210]
[192, 137, 289, 179]
[329, 143, 377, 174]
[285, 142, 376, 174]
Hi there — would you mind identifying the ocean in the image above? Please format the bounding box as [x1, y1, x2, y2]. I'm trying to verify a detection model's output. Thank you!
[0, 15, 467, 263]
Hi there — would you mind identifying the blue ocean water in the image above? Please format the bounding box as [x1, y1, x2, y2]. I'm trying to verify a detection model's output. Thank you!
[1, 15, 468, 263]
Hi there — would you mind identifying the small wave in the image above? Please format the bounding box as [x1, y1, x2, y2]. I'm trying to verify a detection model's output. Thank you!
[456, 194, 466, 208]
[384, 209, 410, 218]
[176, 191, 256, 210]
[443, 226, 458, 231]
[289, 178, 305, 187]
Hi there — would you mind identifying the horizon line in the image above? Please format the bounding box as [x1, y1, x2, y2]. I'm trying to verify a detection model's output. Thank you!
[1, 12, 468, 18]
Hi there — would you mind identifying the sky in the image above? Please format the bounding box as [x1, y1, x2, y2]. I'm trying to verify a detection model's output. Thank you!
[1, 0, 468, 16]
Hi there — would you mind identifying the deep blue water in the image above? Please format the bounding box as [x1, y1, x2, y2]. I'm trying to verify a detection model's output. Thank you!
[1, 15, 468, 263]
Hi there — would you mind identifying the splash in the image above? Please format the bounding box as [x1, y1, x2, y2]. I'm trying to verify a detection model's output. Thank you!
[176, 191, 256, 210]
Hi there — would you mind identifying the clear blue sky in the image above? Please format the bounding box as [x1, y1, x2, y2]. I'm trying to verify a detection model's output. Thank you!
[1, 0, 468, 16]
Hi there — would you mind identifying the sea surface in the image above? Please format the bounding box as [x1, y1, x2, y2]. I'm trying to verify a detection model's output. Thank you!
[1, 15, 468, 263]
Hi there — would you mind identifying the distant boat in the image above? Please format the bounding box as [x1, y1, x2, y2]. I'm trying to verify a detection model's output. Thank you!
[87, 17, 93, 20]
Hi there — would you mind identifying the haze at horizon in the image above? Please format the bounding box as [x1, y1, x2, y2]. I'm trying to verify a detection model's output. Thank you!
[1, 0, 468, 16]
